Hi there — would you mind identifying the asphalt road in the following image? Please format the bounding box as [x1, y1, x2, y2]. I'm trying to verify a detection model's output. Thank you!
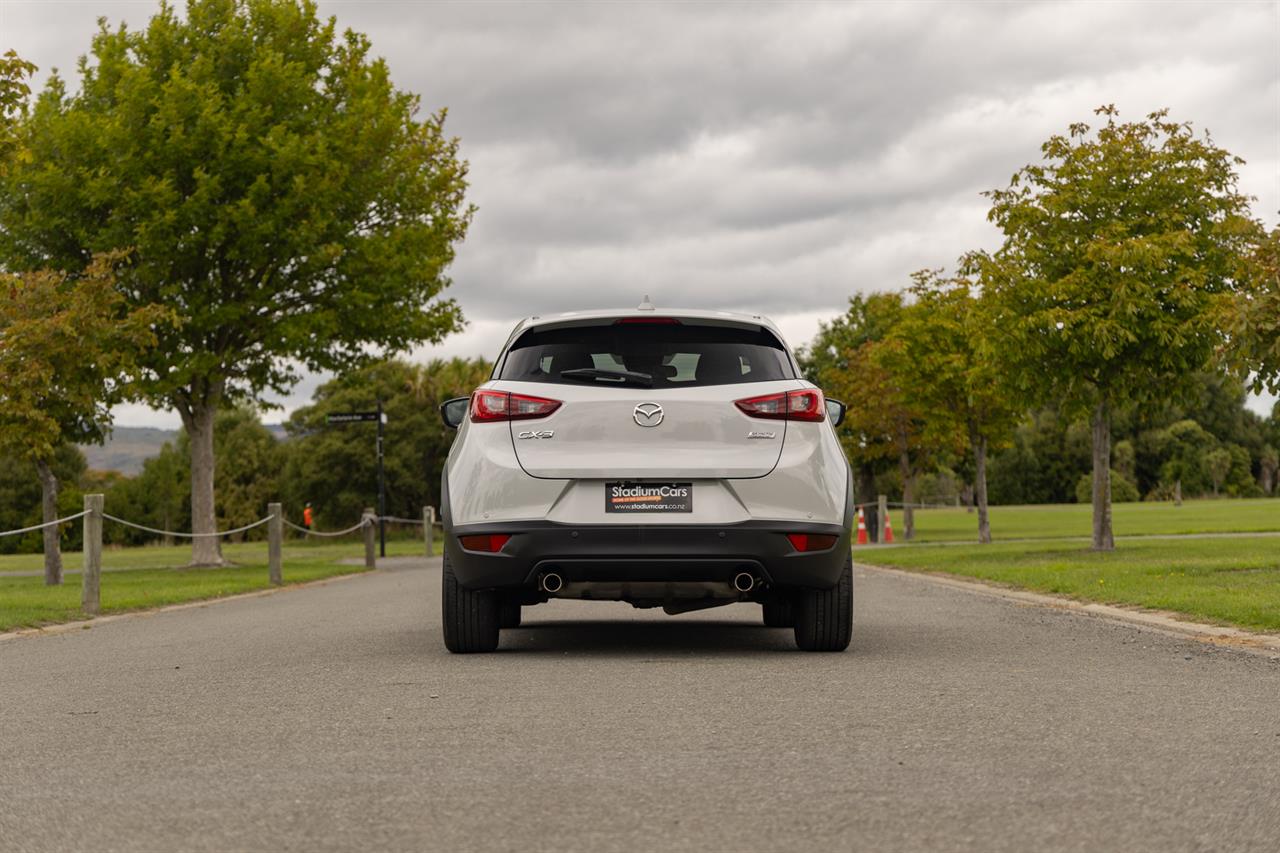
[2, 558, 1278, 853]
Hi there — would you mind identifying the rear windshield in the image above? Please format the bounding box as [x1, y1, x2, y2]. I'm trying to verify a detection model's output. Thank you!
[498, 322, 795, 388]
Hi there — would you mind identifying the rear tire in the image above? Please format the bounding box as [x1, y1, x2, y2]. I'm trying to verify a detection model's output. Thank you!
[498, 597, 522, 629]
[762, 598, 794, 627]
[794, 554, 852, 652]
[442, 551, 500, 653]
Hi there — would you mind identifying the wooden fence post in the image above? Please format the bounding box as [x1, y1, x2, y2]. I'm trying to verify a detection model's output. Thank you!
[424, 506, 435, 558]
[82, 494, 103, 616]
[877, 494, 888, 544]
[363, 508, 376, 568]
[268, 502, 282, 585]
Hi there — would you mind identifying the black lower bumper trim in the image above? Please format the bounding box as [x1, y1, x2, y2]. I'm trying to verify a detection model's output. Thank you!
[444, 519, 851, 591]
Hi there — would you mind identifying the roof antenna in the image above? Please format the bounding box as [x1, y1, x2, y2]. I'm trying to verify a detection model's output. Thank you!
[637, 295, 655, 311]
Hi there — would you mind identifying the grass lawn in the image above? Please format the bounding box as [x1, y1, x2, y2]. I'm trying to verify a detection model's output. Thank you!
[860, 537, 1280, 633]
[904, 498, 1279, 543]
[0, 535, 434, 632]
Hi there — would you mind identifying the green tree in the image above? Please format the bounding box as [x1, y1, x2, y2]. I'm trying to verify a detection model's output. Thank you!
[1074, 470, 1139, 504]
[975, 107, 1260, 549]
[1204, 447, 1232, 497]
[1260, 445, 1278, 495]
[1158, 419, 1215, 499]
[0, 0, 474, 565]
[987, 406, 1090, 505]
[0, 50, 37, 162]
[282, 357, 490, 527]
[178, 407, 282, 538]
[799, 293, 934, 539]
[888, 270, 1022, 543]
[1113, 439, 1136, 485]
[0, 256, 167, 583]
[1221, 226, 1280, 394]
[105, 442, 189, 546]
[0, 446, 87, 555]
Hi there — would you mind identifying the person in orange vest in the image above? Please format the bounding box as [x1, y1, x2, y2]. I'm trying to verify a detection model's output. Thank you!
[303, 503, 314, 532]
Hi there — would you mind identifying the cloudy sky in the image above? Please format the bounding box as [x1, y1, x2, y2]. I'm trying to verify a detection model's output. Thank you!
[3, 0, 1278, 425]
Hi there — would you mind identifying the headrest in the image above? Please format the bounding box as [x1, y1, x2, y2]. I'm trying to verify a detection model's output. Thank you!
[695, 350, 744, 384]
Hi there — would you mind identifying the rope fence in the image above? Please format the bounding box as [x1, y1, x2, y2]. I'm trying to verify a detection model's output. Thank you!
[102, 513, 276, 539]
[282, 518, 371, 537]
[3, 510, 423, 542]
[0, 510, 90, 539]
[5, 496, 441, 618]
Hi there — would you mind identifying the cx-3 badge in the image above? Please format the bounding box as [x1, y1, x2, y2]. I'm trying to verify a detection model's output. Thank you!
[633, 402, 664, 427]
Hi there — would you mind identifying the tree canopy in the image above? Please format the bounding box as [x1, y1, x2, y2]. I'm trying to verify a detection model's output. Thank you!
[973, 106, 1261, 548]
[886, 270, 1022, 542]
[282, 357, 491, 526]
[1222, 226, 1280, 394]
[0, 256, 167, 461]
[0, 50, 36, 163]
[0, 254, 169, 581]
[0, 0, 475, 563]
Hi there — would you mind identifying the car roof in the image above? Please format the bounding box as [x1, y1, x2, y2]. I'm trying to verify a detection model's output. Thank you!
[490, 299, 795, 366]
[490, 304, 799, 378]
[508, 306, 786, 339]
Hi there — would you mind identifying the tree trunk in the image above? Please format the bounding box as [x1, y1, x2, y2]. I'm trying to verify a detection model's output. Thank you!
[973, 435, 991, 545]
[35, 459, 63, 585]
[183, 398, 224, 566]
[1174, 479, 1182, 507]
[898, 449, 915, 541]
[858, 464, 878, 544]
[961, 483, 974, 512]
[1090, 398, 1115, 551]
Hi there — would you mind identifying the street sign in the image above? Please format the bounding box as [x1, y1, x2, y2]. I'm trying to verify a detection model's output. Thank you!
[325, 404, 389, 557]
[326, 412, 383, 424]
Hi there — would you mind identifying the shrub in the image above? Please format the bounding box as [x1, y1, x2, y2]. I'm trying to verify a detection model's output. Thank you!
[1075, 470, 1140, 504]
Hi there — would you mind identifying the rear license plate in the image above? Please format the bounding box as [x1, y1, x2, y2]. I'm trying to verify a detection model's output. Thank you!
[605, 482, 693, 513]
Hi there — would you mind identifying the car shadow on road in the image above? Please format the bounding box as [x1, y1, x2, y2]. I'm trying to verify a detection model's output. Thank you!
[497, 619, 804, 655]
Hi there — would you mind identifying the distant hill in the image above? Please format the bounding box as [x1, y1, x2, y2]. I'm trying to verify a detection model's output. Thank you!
[80, 423, 289, 475]
[80, 427, 177, 475]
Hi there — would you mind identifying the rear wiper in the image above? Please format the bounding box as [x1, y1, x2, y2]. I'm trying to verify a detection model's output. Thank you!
[560, 367, 653, 387]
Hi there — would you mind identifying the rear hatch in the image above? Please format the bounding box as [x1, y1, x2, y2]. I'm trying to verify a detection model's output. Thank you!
[493, 318, 800, 480]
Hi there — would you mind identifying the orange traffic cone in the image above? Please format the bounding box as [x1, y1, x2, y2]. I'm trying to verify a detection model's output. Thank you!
[856, 507, 868, 545]
[883, 511, 895, 544]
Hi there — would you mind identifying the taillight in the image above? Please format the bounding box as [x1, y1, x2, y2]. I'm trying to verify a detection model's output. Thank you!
[469, 390, 562, 422]
[735, 389, 825, 422]
[786, 533, 839, 552]
[459, 534, 511, 552]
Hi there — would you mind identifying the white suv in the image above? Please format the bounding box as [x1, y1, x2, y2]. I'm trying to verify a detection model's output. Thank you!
[438, 304, 854, 652]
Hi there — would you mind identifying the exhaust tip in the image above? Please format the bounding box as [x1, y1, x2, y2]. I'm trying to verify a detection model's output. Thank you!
[732, 572, 756, 593]
[540, 572, 564, 593]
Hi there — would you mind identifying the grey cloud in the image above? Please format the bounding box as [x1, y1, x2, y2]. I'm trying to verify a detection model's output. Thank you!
[2, 0, 1276, 422]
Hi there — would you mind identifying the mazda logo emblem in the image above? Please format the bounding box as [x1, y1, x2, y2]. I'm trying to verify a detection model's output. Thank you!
[633, 402, 664, 427]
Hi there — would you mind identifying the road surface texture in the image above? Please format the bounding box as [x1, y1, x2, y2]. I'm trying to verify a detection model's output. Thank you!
[2, 558, 1278, 853]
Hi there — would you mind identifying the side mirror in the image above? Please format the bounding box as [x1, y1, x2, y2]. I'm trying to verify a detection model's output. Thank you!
[825, 398, 846, 427]
[440, 397, 469, 430]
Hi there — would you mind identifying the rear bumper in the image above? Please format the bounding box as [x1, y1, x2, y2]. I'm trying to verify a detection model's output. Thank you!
[444, 519, 852, 591]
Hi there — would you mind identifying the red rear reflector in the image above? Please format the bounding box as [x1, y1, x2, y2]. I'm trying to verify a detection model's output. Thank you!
[786, 533, 838, 552]
[470, 389, 510, 422]
[735, 391, 787, 418]
[508, 392, 562, 419]
[613, 316, 681, 324]
[459, 534, 511, 552]
[470, 390, 561, 422]
[735, 389, 826, 422]
[785, 390, 825, 421]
